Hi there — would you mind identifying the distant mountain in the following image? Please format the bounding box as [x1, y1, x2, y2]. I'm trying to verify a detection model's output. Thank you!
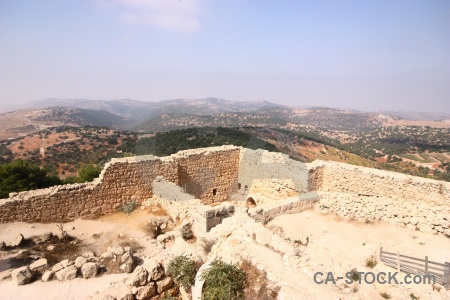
[28, 98, 285, 123]
[378, 110, 450, 121]
[33, 107, 127, 128]
[134, 112, 288, 132]
[0, 107, 126, 140]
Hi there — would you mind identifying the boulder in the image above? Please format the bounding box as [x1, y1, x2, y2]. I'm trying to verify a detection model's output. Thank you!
[75, 256, 88, 268]
[82, 251, 95, 258]
[11, 266, 33, 285]
[135, 284, 156, 300]
[119, 252, 135, 273]
[156, 276, 174, 294]
[52, 262, 64, 273]
[35, 232, 53, 244]
[145, 260, 164, 281]
[0, 241, 6, 250]
[41, 270, 53, 282]
[112, 285, 134, 300]
[109, 246, 125, 256]
[29, 258, 48, 273]
[81, 262, 98, 279]
[10, 234, 25, 247]
[101, 251, 115, 260]
[55, 266, 77, 281]
[126, 266, 148, 287]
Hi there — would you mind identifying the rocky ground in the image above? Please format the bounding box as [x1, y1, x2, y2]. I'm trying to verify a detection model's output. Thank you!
[0, 199, 449, 300]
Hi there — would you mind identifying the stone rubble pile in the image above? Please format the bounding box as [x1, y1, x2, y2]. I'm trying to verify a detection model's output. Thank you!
[10, 246, 136, 286]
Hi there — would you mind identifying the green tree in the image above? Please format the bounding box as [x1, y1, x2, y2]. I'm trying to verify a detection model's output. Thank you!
[0, 159, 62, 198]
[74, 164, 101, 183]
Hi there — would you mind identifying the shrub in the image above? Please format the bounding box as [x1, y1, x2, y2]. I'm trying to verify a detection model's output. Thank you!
[199, 237, 215, 254]
[167, 256, 197, 290]
[410, 293, 419, 300]
[118, 201, 139, 214]
[380, 292, 391, 299]
[160, 292, 175, 300]
[349, 269, 359, 282]
[365, 254, 378, 268]
[201, 259, 247, 300]
[181, 224, 194, 240]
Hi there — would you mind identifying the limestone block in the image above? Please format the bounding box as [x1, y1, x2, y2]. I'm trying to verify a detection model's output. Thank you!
[145, 260, 164, 281]
[41, 270, 53, 282]
[55, 266, 77, 281]
[81, 262, 98, 278]
[135, 283, 156, 299]
[156, 276, 174, 294]
[11, 266, 33, 285]
[75, 256, 88, 268]
[29, 258, 48, 273]
[126, 266, 148, 287]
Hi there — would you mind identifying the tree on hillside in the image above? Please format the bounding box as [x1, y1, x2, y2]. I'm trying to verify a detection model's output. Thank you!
[74, 164, 101, 183]
[0, 159, 62, 198]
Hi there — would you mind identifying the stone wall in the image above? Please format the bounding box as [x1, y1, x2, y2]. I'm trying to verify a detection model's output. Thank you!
[1, 145, 449, 236]
[0, 146, 240, 223]
[248, 192, 320, 224]
[176, 147, 240, 205]
[315, 161, 450, 235]
[236, 148, 311, 198]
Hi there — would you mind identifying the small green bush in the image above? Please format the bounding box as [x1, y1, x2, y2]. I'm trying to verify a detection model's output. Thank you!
[181, 224, 194, 240]
[118, 201, 139, 214]
[350, 269, 359, 282]
[365, 254, 377, 268]
[201, 259, 247, 300]
[380, 292, 392, 299]
[160, 292, 175, 300]
[167, 256, 197, 289]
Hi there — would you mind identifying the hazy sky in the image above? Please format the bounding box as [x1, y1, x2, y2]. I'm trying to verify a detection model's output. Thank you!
[1, 0, 449, 113]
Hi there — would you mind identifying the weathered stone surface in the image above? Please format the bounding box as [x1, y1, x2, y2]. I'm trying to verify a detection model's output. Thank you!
[52, 262, 64, 273]
[144, 260, 164, 282]
[156, 276, 174, 294]
[34, 232, 53, 244]
[135, 284, 155, 300]
[0, 146, 448, 237]
[55, 266, 77, 281]
[100, 251, 114, 260]
[29, 258, 48, 272]
[0, 146, 240, 224]
[41, 270, 53, 282]
[109, 246, 125, 256]
[75, 256, 88, 268]
[11, 266, 32, 285]
[10, 234, 25, 247]
[81, 262, 98, 278]
[126, 265, 148, 287]
[82, 251, 95, 258]
[119, 251, 135, 273]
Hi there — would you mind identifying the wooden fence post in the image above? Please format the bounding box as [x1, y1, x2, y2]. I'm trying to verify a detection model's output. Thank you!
[397, 252, 400, 272]
[380, 247, 382, 262]
[424, 256, 428, 276]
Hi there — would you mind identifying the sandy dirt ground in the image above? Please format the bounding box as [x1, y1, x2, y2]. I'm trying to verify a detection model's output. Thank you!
[0, 208, 166, 300]
[269, 208, 450, 299]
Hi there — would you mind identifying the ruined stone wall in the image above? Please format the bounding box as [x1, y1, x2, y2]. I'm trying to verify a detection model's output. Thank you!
[176, 147, 240, 205]
[316, 161, 450, 236]
[237, 148, 311, 197]
[0, 146, 240, 223]
[248, 192, 320, 224]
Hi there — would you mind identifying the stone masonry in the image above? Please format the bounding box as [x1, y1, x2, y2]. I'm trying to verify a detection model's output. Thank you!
[0, 146, 449, 236]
